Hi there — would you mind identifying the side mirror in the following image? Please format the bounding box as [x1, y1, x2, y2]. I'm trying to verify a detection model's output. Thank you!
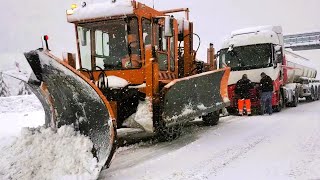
[274, 45, 281, 51]
[229, 50, 236, 57]
[273, 63, 277, 69]
[214, 50, 220, 59]
[164, 16, 173, 37]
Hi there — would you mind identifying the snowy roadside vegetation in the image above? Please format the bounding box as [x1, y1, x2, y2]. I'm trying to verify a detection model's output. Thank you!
[0, 53, 33, 97]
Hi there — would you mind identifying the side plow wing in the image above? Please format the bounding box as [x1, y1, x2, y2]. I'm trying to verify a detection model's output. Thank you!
[162, 68, 230, 126]
[23, 50, 116, 169]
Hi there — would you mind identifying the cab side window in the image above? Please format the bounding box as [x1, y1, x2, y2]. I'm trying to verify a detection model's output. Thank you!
[142, 19, 151, 45]
[155, 19, 168, 71]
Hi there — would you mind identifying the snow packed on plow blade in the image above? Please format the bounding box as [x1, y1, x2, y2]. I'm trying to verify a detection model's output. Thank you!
[162, 69, 230, 126]
[23, 50, 116, 168]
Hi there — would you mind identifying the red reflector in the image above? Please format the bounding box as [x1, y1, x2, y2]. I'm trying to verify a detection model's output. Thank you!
[44, 35, 49, 40]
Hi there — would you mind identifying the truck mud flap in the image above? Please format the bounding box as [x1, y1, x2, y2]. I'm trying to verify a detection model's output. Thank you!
[23, 50, 116, 169]
[161, 68, 230, 126]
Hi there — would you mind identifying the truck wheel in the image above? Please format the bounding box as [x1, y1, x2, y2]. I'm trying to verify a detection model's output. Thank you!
[156, 124, 182, 142]
[202, 111, 220, 126]
[274, 92, 283, 112]
[154, 104, 182, 142]
[226, 107, 237, 115]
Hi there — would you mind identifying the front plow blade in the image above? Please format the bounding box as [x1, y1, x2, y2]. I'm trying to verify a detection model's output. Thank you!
[162, 68, 230, 126]
[24, 50, 116, 168]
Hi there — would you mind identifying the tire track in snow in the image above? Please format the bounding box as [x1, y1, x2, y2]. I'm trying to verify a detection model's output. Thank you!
[168, 135, 267, 180]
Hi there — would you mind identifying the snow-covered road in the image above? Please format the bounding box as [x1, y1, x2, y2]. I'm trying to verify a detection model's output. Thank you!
[1, 95, 320, 179]
[100, 100, 320, 180]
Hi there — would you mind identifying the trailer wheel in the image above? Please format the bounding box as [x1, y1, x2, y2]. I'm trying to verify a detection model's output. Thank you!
[202, 111, 220, 126]
[292, 95, 298, 107]
[310, 87, 315, 101]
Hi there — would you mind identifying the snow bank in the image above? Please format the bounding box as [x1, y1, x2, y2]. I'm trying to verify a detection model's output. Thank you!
[0, 126, 100, 180]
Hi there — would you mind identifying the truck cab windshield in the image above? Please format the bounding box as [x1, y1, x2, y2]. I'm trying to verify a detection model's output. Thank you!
[219, 44, 272, 71]
[77, 17, 141, 71]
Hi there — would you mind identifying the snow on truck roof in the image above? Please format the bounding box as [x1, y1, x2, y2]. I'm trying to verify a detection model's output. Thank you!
[67, 0, 134, 23]
[221, 25, 283, 49]
[231, 25, 282, 36]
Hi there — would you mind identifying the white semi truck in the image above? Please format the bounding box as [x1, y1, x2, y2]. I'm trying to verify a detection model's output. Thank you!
[218, 26, 319, 113]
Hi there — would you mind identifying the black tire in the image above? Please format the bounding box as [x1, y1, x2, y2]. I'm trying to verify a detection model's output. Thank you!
[226, 107, 237, 115]
[292, 95, 298, 107]
[274, 91, 284, 112]
[202, 111, 220, 126]
[309, 87, 315, 101]
[315, 87, 319, 100]
[154, 103, 183, 142]
[287, 90, 299, 107]
[306, 96, 312, 101]
[157, 124, 182, 142]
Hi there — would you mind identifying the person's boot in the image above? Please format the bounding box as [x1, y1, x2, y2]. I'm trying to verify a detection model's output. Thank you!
[238, 110, 243, 116]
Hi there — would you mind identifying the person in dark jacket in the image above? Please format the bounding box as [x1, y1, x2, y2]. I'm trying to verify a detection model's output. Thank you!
[235, 74, 254, 116]
[260, 72, 274, 115]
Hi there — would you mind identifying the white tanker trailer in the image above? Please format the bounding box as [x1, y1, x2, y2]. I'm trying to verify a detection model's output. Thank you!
[284, 50, 319, 102]
[218, 25, 320, 113]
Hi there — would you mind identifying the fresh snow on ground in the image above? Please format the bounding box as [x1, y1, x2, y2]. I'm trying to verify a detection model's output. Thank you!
[0, 95, 44, 138]
[101, 100, 320, 180]
[0, 95, 100, 180]
[1, 95, 320, 180]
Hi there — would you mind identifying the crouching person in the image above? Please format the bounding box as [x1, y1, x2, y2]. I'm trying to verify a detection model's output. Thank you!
[235, 74, 254, 116]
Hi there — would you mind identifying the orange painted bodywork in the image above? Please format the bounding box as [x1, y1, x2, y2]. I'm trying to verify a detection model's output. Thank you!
[220, 67, 231, 102]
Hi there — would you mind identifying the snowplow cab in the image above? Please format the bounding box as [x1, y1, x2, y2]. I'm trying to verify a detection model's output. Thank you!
[66, 0, 229, 125]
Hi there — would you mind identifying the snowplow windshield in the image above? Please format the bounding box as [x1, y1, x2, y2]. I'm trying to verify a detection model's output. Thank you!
[77, 17, 141, 71]
[219, 44, 272, 71]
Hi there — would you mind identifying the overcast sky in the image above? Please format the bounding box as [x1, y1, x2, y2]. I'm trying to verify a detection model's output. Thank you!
[1, 0, 320, 64]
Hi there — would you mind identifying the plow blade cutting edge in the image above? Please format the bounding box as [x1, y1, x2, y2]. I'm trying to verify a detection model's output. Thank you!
[23, 50, 116, 169]
[162, 68, 230, 126]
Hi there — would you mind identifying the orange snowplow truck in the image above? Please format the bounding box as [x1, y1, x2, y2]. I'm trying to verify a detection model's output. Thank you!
[21, 0, 230, 168]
